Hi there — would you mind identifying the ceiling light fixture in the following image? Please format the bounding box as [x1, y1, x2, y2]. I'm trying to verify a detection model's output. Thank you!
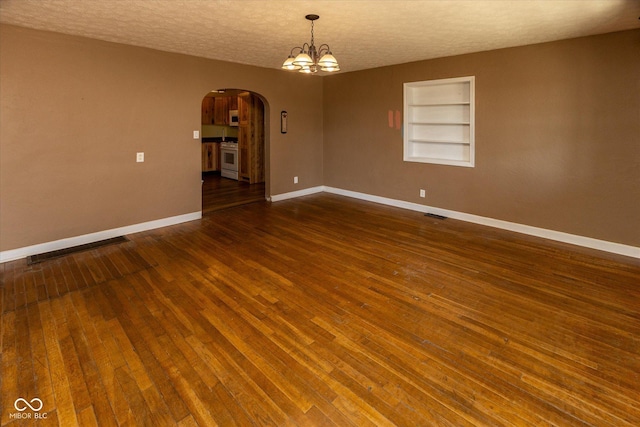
[282, 14, 340, 74]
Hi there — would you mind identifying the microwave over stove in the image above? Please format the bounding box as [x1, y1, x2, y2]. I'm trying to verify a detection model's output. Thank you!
[229, 110, 239, 127]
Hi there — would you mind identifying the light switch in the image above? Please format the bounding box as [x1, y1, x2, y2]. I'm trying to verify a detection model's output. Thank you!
[193, 130, 200, 139]
[136, 152, 144, 162]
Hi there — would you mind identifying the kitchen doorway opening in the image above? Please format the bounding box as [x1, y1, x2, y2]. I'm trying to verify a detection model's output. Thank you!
[200, 89, 268, 214]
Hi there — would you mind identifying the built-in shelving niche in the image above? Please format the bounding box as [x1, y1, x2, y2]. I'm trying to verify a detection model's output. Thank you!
[403, 76, 475, 167]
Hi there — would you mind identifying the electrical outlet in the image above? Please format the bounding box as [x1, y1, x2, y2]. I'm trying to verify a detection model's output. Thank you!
[420, 189, 426, 198]
[136, 152, 144, 163]
[294, 176, 299, 184]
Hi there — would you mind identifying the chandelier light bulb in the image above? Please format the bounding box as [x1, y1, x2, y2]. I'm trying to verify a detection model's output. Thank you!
[292, 52, 313, 67]
[317, 53, 337, 67]
[282, 55, 300, 70]
[320, 64, 340, 72]
[299, 65, 316, 74]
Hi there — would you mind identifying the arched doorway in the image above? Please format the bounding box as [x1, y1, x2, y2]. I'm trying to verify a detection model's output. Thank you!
[200, 88, 267, 214]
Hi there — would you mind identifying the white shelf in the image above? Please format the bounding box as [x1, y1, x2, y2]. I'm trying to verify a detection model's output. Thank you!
[408, 138, 469, 144]
[404, 76, 475, 167]
[409, 102, 470, 106]
[409, 122, 471, 125]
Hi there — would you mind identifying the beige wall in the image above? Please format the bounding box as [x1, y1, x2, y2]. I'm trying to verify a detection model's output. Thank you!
[2, 25, 638, 253]
[0, 24, 323, 251]
[323, 29, 640, 247]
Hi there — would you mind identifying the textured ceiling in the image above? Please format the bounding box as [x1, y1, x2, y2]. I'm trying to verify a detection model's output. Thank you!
[1, 0, 639, 73]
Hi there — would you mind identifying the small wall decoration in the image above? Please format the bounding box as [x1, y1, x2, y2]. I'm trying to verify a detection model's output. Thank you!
[281, 111, 288, 134]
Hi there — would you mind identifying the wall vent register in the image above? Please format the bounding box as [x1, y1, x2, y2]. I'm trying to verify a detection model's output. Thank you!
[403, 76, 475, 167]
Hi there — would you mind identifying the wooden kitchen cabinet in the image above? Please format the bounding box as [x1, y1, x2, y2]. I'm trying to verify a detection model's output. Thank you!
[238, 92, 250, 126]
[228, 96, 238, 111]
[238, 92, 264, 184]
[214, 97, 229, 125]
[201, 97, 214, 125]
[202, 95, 238, 125]
[238, 124, 250, 180]
[202, 142, 220, 172]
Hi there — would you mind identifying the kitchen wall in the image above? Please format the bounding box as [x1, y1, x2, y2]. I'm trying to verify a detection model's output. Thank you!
[0, 24, 323, 252]
[323, 29, 640, 248]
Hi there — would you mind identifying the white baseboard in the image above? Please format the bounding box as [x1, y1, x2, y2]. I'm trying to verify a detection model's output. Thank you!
[0, 211, 202, 263]
[323, 186, 640, 259]
[5, 188, 638, 263]
[270, 186, 324, 202]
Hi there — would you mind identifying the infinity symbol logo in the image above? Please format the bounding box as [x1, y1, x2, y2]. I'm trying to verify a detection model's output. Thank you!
[14, 397, 43, 412]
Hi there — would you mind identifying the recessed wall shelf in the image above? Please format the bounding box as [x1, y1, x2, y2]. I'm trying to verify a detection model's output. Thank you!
[404, 76, 475, 167]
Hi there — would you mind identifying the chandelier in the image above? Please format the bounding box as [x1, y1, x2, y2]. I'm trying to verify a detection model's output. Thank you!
[282, 14, 340, 74]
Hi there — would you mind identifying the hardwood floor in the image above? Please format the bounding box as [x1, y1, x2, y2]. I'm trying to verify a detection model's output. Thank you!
[202, 173, 265, 215]
[1, 193, 639, 426]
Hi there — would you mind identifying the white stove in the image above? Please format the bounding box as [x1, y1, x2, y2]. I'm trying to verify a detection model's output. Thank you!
[220, 142, 239, 180]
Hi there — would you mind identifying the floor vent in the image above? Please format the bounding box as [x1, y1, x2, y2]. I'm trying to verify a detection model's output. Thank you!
[425, 213, 448, 220]
[26, 236, 129, 265]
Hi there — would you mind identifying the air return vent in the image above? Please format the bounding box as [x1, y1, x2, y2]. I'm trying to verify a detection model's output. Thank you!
[425, 213, 448, 220]
[26, 236, 129, 265]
